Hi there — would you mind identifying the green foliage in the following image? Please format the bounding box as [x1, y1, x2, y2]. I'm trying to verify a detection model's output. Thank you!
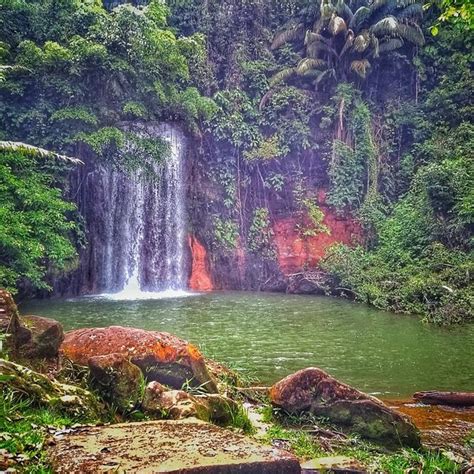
[293, 176, 330, 237]
[0, 151, 79, 293]
[301, 198, 330, 237]
[122, 101, 147, 119]
[264, 425, 324, 460]
[248, 208, 275, 258]
[226, 402, 256, 435]
[213, 217, 239, 251]
[264, 172, 285, 192]
[244, 135, 284, 162]
[0, 0, 212, 163]
[324, 85, 378, 215]
[374, 448, 459, 473]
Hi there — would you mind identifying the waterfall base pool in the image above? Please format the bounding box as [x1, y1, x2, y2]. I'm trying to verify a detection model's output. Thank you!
[21, 291, 473, 398]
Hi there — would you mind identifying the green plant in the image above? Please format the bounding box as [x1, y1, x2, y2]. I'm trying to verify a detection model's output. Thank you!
[264, 173, 285, 192]
[213, 217, 239, 251]
[0, 150, 80, 293]
[0, 388, 96, 473]
[226, 402, 256, 435]
[247, 207, 275, 258]
[264, 425, 324, 460]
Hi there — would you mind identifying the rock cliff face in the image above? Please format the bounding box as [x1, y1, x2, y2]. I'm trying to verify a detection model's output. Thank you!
[56, 123, 361, 296]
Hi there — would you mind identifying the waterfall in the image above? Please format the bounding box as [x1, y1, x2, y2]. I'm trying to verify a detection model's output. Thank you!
[74, 123, 189, 298]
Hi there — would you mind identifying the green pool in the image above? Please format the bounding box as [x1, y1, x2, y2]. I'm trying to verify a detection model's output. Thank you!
[21, 291, 474, 398]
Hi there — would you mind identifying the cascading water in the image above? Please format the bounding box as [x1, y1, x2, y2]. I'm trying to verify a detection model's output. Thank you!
[71, 123, 190, 299]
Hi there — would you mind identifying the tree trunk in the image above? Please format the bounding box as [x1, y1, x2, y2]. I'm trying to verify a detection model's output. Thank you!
[413, 391, 474, 407]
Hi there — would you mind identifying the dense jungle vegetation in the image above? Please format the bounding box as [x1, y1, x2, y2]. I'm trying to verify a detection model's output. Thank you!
[0, 0, 472, 324]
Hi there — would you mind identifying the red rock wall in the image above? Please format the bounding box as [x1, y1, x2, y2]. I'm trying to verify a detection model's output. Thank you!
[273, 205, 361, 275]
[188, 235, 213, 291]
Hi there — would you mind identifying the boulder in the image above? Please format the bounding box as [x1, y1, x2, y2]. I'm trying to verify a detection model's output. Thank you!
[88, 353, 144, 412]
[142, 381, 241, 425]
[19, 315, 64, 358]
[270, 367, 421, 448]
[61, 326, 218, 393]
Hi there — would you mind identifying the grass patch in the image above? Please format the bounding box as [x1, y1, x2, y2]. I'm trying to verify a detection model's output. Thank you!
[263, 425, 324, 459]
[372, 448, 459, 473]
[226, 402, 256, 435]
[0, 388, 98, 472]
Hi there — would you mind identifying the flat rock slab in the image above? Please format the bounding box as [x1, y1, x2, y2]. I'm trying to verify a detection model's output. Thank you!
[47, 419, 300, 473]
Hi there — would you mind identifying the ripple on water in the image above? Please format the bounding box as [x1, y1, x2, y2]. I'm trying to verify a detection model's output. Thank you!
[21, 291, 474, 397]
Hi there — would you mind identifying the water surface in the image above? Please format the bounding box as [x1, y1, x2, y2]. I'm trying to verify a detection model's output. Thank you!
[22, 292, 474, 398]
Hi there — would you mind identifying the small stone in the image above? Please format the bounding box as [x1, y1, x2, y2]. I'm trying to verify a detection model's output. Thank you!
[20, 315, 64, 358]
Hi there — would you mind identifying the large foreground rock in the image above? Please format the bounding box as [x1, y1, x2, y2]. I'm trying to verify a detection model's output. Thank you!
[270, 367, 421, 448]
[61, 326, 218, 392]
[47, 419, 300, 473]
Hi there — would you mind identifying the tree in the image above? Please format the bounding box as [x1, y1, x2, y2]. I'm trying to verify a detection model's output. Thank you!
[270, 0, 424, 88]
[0, 147, 81, 294]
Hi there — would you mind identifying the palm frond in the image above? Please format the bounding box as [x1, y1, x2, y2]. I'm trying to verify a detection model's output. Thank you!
[296, 58, 326, 75]
[339, 30, 355, 57]
[329, 15, 347, 35]
[269, 67, 296, 86]
[397, 23, 425, 45]
[377, 38, 404, 53]
[336, 0, 354, 22]
[397, 0, 418, 7]
[370, 16, 399, 35]
[305, 31, 328, 46]
[350, 59, 371, 78]
[398, 3, 423, 19]
[349, 6, 371, 31]
[271, 24, 305, 49]
[314, 68, 335, 87]
[369, 0, 390, 15]
[371, 35, 380, 57]
[0, 141, 83, 164]
[353, 32, 371, 52]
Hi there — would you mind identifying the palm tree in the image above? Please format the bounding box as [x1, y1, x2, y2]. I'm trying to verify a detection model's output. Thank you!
[270, 0, 424, 88]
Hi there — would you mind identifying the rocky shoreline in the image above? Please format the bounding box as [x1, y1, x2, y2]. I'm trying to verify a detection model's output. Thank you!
[1, 289, 473, 473]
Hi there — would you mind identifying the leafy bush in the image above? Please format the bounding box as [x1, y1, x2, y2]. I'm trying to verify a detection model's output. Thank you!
[0, 150, 79, 293]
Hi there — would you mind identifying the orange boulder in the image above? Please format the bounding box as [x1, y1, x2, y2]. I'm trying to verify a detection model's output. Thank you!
[270, 367, 420, 448]
[61, 326, 218, 393]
